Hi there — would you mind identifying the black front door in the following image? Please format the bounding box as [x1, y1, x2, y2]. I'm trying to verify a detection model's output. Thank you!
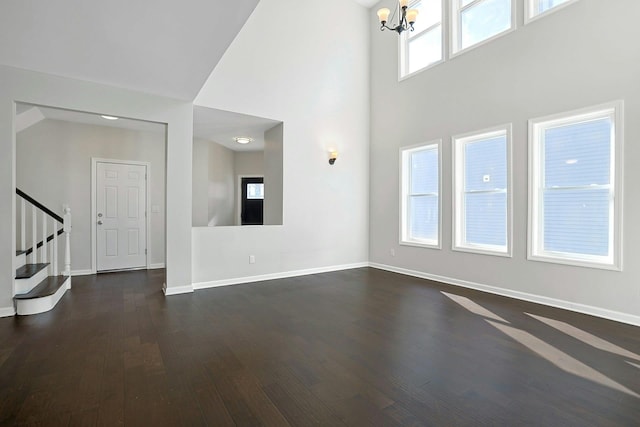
[241, 177, 264, 225]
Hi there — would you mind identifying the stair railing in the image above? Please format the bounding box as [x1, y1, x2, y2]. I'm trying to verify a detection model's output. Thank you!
[15, 189, 71, 278]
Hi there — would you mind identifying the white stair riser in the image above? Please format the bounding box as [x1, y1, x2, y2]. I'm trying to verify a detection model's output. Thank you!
[16, 278, 69, 315]
[15, 253, 26, 270]
[15, 268, 49, 294]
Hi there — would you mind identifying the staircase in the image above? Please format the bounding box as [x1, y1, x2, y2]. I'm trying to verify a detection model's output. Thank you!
[14, 189, 72, 315]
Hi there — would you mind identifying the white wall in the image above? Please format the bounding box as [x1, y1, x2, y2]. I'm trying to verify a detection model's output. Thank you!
[17, 119, 166, 272]
[264, 123, 283, 226]
[192, 138, 210, 227]
[0, 65, 193, 315]
[193, 0, 370, 284]
[192, 138, 236, 227]
[369, 0, 640, 323]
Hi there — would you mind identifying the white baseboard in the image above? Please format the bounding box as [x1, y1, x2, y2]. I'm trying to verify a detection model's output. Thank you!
[0, 306, 16, 317]
[369, 262, 640, 328]
[163, 283, 194, 296]
[71, 269, 94, 277]
[193, 262, 370, 291]
[149, 263, 165, 269]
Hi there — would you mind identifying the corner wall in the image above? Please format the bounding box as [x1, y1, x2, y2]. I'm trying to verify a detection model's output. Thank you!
[192, 0, 370, 285]
[369, 0, 640, 323]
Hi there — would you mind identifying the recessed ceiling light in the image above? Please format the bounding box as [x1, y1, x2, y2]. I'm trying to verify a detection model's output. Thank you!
[101, 115, 119, 120]
[234, 137, 253, 144]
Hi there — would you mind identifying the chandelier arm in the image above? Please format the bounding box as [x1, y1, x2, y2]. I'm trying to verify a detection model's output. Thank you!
[380, 23, 399, 32]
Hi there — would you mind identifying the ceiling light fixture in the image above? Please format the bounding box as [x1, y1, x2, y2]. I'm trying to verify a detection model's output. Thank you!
[101, 115, 119, 120]
[377, 0, 419, 35]
[234, 137, 253, 145]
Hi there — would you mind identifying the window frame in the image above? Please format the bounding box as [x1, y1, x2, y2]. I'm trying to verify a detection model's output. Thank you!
[400, 140, 442, 249]
[449, 0, 516, 58]
[527, 101, 624, 271]
[398, 0, 446, 80]
[452, 124, 513, 257]
[524, 0, 581, 25]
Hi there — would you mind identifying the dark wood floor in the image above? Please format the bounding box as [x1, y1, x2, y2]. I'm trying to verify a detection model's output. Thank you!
[0, 268, 639, 426]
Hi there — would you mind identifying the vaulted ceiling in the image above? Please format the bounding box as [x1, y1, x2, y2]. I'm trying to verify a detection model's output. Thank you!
[0, 0, 259, 100]
[0, 0, 375, 101]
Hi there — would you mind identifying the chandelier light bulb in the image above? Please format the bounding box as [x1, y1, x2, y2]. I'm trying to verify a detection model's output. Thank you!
[406, 9, 419, 24]
[377, 8, 390, 23]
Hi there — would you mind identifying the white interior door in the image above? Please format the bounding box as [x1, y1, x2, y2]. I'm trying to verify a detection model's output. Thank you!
[96, 162, 147, 272]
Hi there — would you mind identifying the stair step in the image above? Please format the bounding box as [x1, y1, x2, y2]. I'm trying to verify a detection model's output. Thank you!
[14, 276, 68, 300]
[16, 263, 49, 279]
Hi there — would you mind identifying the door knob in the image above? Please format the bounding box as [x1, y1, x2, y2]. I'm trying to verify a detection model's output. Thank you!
[97, 220, 103, 225]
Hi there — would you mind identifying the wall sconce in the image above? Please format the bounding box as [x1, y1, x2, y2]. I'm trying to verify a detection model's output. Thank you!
[329, 150, 338, 165]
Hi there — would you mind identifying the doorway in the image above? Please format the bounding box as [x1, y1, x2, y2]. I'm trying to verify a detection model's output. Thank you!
[240, 176, 264, 225]
[94, 159, 149, 272]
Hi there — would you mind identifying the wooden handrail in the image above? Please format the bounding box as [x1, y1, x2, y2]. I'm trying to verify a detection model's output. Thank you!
[16, 188, 63, 223]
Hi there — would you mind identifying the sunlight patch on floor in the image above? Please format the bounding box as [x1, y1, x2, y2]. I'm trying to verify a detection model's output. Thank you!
[441, 292, 509, 323]
[487, 320, 640, 399]
[526, 313, 640, 362]
[628, 361, 640, 370]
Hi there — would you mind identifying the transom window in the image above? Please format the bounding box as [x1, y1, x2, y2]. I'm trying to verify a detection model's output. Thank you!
[401, 0, 443, 77]
[525, 0, 579, 23]
[453, 125, 511, 256]
[451, 0, 513, 55]
[528, 102, 623, 270]
[401, 142, 440, 247]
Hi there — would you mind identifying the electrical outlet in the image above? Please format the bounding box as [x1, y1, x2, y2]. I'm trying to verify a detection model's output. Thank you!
[249, 255, 256, 264]
[390, 248, 395, 256]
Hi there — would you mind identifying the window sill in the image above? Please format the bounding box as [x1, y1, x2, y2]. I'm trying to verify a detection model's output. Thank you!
[452, 244, 512, 258]
[400, 240, 441, 250]
[524, 0, 582, 26]
[450, 27, 515, 60]
[527, 253, 621, 272]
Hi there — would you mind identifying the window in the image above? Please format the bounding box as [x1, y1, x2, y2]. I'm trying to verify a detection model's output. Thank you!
[450, 0, 513, 55]
[247, 183, 264, 200]
[453, 126, 511, 255]
[525, 0, 579, 23]
[528, 102, 623, 270]
[400, 0, 443, 77]
[401, 142, 441, 247]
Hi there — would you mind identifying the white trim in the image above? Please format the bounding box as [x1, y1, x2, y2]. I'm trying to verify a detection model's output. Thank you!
[236, 174, 265, 226]
[149, 263, 165, 269]
[71, 269, 94, 277]
[399, 140, 442, 249]
[16, 277, 69, 316]
[527, 101, 624, 271]
[0, 306, 16, 317]
[163, 284, 194, 296]
[524, 0, 581, 25]
[193, 262, 370, 290]
[369, 263, 640, 328]
[91, 158, 152, 274]
[449, 0, 516, 59]
[451, 124, 512, 257]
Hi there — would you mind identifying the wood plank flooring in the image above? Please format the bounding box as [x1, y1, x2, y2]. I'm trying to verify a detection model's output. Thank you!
[0, 268, 639, 426]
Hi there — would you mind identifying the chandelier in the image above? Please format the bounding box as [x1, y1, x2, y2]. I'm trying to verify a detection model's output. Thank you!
[377, 0, 419, 35]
